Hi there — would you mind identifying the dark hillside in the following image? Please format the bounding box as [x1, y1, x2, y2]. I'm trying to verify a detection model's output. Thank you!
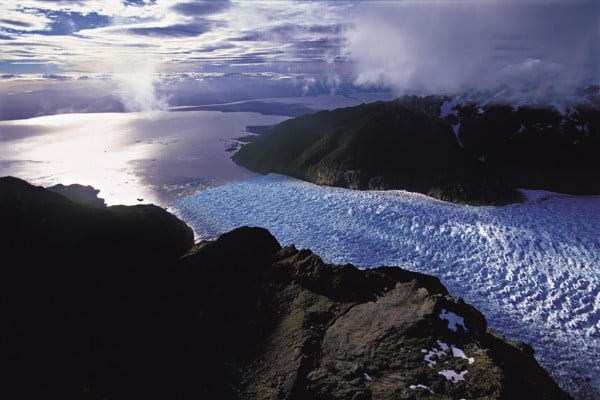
[233, 97, 599, 203]
[233, 98, 521, 204]
[457, 104, 600, 194]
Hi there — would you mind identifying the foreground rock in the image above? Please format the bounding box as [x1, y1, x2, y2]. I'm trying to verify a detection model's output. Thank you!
[1, 177, 570, 399]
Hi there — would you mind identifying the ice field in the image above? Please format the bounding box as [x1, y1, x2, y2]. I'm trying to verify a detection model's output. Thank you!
[173, 174, 600, 398]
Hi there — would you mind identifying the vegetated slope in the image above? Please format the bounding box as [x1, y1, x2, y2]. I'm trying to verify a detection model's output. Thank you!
[233, 96, 599, 204]
[1, 176, 570, 399]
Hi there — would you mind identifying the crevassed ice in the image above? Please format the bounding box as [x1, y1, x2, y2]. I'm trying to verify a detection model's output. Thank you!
[172, 174, 600, 398]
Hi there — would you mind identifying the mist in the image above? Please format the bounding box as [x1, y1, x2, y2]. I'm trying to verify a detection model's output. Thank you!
[344, 1, 599, 103]
[110, 58, 168, 112]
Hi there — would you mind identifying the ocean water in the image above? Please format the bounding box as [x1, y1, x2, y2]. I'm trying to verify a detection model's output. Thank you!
[0, 110, 287, 206]
[173, 174, 600, 399]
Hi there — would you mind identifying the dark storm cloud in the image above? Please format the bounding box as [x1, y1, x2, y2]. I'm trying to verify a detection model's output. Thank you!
[171, 1, 231, 16]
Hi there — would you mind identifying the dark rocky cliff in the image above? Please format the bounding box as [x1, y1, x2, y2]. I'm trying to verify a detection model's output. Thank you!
[0, 177, 570, 399]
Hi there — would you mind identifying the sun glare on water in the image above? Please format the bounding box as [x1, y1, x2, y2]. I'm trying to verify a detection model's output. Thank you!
[0, 112, 160, 205]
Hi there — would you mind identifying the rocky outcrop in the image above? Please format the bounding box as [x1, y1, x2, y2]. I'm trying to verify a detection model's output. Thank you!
[48, 182, 107, 207]
[0, 177, 570, 399]
[182, 232, 569, 400]
[0, 176, 194, 259]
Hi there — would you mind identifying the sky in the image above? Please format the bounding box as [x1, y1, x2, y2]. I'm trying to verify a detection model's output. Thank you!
[0, 0, 598, 114]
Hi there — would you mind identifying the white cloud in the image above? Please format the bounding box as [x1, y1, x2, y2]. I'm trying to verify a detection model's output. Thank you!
[3, 0, 595, 107]
[1, 0, 351, 73]
[344, 0, 599, 102]
[0, 1, 356, 110]
[0, 8, 51, 31]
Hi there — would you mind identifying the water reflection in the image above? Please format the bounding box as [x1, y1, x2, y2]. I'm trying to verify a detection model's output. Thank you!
[0, 111, 287, 206]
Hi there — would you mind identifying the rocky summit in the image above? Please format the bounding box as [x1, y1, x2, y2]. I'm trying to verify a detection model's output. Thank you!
[0, 176, 570, 399]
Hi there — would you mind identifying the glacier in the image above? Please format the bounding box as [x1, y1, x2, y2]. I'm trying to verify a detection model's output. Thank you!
[172, 174, 600, 398]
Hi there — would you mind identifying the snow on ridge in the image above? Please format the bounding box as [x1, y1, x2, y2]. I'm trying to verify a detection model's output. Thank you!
[439, 309, 467, 332]
[439, 369, 468, 383]
[173, 173, 600, 397]
[422, 346, 446, 368]
[452, 123, 463, 147]
[440, 98, 459, 118]
[436, 339, 449, 351]
[409, 384, 434, 394]
[451, 346, 475, 364]
[422, 340, 475, 369]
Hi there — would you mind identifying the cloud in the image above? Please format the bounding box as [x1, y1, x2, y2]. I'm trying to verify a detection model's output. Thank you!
[1, 1, 351, 72]
[114, 72, 166, 112]
[45, 11, 111, 35]
[0, 9, 51, 31]
[42, 73, 71, 80]
[0, 0, 357, 110]
[125, 21, 214, 38]
[0, 19, 35, 29]
[171, 1, 231, 16]
[344, 0, 599, 102]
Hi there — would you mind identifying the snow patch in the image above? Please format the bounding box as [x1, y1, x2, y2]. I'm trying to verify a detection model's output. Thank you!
[440, 98, 459, 118]
[439, 309, 467, 332]
[437, 339, 449, 351]
[422, 347, 446, 368]
[452, 123, 463, 147]
[409, 384, 434, 394]
[451, 346, 475, 364]
[439, 369, 468, 383]
[423, 341, 475, 369]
